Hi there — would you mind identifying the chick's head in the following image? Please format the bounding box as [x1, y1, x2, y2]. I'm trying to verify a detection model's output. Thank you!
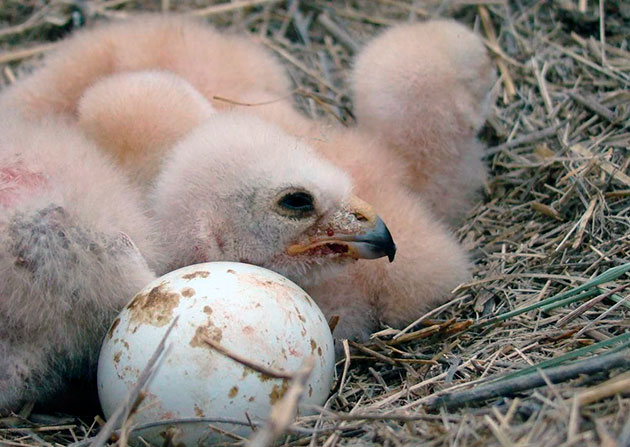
[151, 113, 395, 283]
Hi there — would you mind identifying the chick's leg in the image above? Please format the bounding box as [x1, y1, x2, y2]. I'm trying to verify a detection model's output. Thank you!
[351, 20, 495, 223]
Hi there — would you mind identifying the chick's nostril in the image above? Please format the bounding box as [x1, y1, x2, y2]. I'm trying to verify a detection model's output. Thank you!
[352, 211, 369, 222]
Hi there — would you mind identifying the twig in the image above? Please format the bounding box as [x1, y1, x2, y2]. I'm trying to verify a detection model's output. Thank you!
[498, 332, 630, 382]
[388, 324, 442, 346]
[337, 339, 351, 395]
[558, 283, 630, 327]
[572, 197, 598, 249]
[547, 40, 629, 85]
[0, 5, 53, 39]
[316, 13, 359, 54]
[247, 357, 315, 447]
[327, 315, 340, 333]
[569, 144, 630, 187]
[479, 6, 516, 102]
[213, 90, 296, 107]
[3, 66, 17, 84]
[314, 406, 461, 422]
[69, 416, 324, 447]
[262, 40, 342, 95]
[485, 124, 563, 157]
[188, 0, 283, 17]
[392, 295, 469, 339]
[426, 349, 630, 410]
[347, 340, 396, 365]
[0, 43, 58, 64]
[578, 371, 630, 406]
[575, 293, 630, 337]
[202, 336, 293, 380]
[568, 91, 617, 123]
[599, 0, 607, 66]
[532, 58, 553, 116]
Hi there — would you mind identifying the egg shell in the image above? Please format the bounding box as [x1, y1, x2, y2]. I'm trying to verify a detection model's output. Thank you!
[97, 262, 335, 445]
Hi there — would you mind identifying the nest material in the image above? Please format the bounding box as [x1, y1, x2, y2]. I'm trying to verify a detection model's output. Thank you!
[1, 1, 629, 446]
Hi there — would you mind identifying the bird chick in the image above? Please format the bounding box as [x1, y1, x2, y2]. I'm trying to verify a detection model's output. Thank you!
[0, 114, 157, 412]
[352, 20, 496, 223]
[2, 15, 492, 345]
[0, 15, 289, 122]
[74, 71, 397, 284]
[76, 70, 469, 344]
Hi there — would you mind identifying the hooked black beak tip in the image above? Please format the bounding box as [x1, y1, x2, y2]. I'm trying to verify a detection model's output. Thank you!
[388, 247, 396, 262]
[365, 216, 396, 262]
[382, 221, 396, 262]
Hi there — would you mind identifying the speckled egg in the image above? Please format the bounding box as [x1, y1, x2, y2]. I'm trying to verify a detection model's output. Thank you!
[97, 262, 335, 445]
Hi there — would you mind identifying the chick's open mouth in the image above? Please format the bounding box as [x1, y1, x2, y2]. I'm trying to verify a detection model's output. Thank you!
[287, 236, 396, 262]
[291, 241, 352, 258]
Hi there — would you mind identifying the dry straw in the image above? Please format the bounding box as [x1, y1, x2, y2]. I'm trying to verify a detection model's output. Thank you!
[0, 0, 628, 446]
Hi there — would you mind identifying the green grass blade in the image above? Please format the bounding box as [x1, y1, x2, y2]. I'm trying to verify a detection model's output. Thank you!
[494, 332, 630, 382]
[538, 289, 599, 312]
[474, 263, 630, 328]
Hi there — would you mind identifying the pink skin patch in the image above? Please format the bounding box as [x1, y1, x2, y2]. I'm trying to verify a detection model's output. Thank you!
[0, 165, 47, 208]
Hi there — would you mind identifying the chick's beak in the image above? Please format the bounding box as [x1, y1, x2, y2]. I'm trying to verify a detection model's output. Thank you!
[287, 196, 397, 262]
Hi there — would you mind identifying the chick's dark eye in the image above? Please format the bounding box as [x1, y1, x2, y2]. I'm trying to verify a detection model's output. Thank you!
[278, 192, 315, 213]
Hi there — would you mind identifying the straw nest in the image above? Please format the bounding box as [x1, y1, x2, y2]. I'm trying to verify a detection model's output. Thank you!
[1, 1, 628, 446]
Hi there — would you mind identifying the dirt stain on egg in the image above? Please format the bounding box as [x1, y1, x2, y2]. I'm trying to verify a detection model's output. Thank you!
[294, 305, 306, 322]
[189, 323, 223, 347]
[127, 283, 180, 327]
[257, 372, 273, 382]
[182, 271, 209, 280]
[181, 287, 195, 297]
[229, 386, 239, 398]
[194, 404, 204, 417]
[269, 380, 290, 404]
[108, 317, 121, 339]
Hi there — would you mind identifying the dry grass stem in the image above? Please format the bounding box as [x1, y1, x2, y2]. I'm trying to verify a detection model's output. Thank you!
[202, 336, 294, 380]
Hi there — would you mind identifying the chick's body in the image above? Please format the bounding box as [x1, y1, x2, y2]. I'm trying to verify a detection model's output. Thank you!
[0, 114, 158, 410]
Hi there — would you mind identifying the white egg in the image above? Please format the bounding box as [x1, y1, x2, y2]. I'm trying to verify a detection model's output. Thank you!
[97, 262, 335, 445]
